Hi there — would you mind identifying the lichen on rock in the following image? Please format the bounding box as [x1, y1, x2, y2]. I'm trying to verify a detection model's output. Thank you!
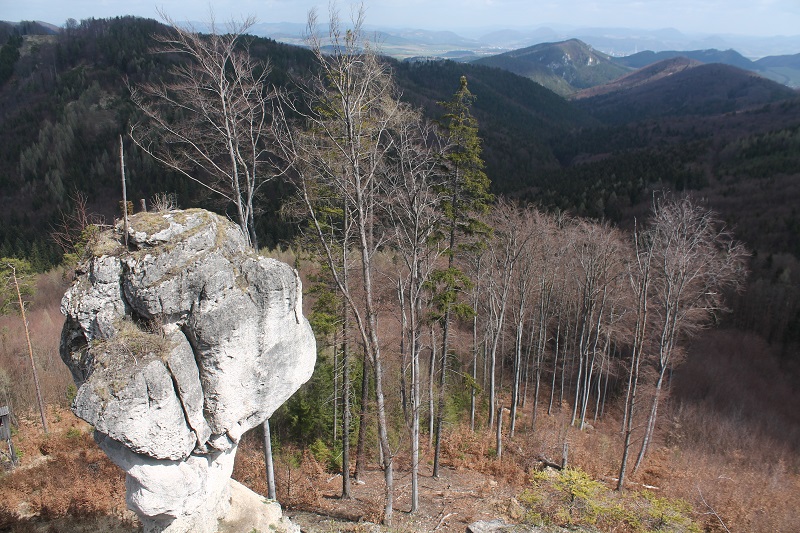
[60, 208, 315, 533]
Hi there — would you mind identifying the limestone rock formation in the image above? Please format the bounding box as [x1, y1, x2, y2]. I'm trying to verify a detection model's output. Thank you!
[60, 209, 315, 533]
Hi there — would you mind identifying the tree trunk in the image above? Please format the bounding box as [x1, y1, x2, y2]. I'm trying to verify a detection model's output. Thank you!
[428, 325, 436, 447]
[617, 349, 641, 491]
[354, 351, 369, 482]
[496, 405, 503, 460]
[531, 352, 542, 432]
[634, 367, 666, 474]
[510, 318, 523, 437]
[120, 136, 129, 249]
[372, 350, 394, 524]
[410, 295, 421, 513]
[12, 267, 47, 434]
[617, 312, 645, 491]
[470, 310, 478, 432]
[398, 281, 409, 425]
[432, 305, 449, 478]
[262, 419, 276, 500]
[548, 318, 561, 416]
[341, 298, 352, 498]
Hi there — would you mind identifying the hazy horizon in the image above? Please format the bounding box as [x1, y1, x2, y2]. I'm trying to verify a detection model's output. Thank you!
[3, 0, 800, 38]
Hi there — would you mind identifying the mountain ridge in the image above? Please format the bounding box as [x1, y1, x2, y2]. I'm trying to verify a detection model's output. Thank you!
[472, 38, 631, 96]
[573, 62, 797, 123]
[572, 56, 704, 99]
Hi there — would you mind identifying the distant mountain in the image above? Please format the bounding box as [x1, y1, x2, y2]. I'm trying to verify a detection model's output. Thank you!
[614, 49, 755, 70]
[472, 39, 631, 96]
[573, 63, 797, 124]
[572, 56, 703, 99]
[614, 48, 800, 88]
[393, 59, 595, 191]
[567, 26, 693, 57]
[753, 53, 800, 87]
[466, 25, 800, 58]
[756, 53, 800, 70]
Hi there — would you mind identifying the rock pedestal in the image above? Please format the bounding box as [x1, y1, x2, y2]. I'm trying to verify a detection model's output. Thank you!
[60, 209, 315, 533]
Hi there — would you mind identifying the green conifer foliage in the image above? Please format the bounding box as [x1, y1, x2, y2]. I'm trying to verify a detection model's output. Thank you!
[431, 76, 493, 477]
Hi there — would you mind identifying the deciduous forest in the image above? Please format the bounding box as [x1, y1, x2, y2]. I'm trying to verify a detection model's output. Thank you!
[0, 11, 798, 533]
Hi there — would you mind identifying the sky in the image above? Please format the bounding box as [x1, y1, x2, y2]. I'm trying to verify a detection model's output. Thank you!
[2, 0, 800, 37]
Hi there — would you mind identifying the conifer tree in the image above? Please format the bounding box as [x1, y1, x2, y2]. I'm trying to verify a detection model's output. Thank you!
[431, 76, 493, 478]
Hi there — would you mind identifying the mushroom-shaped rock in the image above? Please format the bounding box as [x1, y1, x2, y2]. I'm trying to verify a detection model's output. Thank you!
[60, 209, 315, 533]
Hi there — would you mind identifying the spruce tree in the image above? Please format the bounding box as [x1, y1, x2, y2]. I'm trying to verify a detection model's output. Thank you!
[431, 76, 493, 478]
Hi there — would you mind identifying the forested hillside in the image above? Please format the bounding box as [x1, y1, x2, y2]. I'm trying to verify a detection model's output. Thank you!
[1, 14, 799, 532]
[0, 17, 318, 263]
[2, 13, 798, 425]
[0, 16, 593, 267]
[573, 63, 797, 124]
[473, 38, 631, 96]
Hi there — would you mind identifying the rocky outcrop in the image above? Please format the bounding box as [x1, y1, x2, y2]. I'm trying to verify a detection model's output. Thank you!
[60, 209, 315, 533]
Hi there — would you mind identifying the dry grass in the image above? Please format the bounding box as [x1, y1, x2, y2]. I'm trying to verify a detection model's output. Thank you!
[0, 261, 796, 532]
[234, 431, 326, 511]
[658, 329, 800, 532]
[0, 269, 73, 419]
[0, 408, 137, 532]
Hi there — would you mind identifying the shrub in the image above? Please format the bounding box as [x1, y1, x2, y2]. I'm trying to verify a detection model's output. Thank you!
[519, 467, 700, 533]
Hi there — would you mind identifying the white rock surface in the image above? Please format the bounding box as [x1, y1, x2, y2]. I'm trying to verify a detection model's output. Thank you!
[218, 480, 300, 533]
[60, 209, 315, 533]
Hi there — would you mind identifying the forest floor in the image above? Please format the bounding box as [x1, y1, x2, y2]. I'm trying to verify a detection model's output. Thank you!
[0, 408, 525, 533]
[282, 464, 521, 533]
[3, 330, 800, 533]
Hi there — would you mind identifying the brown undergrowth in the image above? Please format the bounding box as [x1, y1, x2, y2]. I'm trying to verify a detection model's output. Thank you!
[0, 268, 73, 417]
[0, 407, 137, 532]
[230, 332, 800, 533]
[660, 329, 800, 532]
[0, 329, 796, 532]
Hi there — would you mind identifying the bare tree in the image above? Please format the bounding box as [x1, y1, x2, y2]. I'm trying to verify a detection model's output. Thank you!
[51, 191, 105, 266]
[483, 201, 533, 430]
[129, 11, 281, 248]
[569, 221, 626, 431]
[617, 218, 653, 490]
[502, 207, 540, 437]
[384, 106, 449, 512]
[0, 260, 47, 433]
[524, 210, 561, 433]
[278, 6, 399, 524]
[632, 196, 748, 471]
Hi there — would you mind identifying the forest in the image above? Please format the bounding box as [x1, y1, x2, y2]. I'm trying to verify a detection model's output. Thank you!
[0, 11, 799, 533]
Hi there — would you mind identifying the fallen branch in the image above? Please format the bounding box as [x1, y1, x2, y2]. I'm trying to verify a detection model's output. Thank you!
[536, 454, 563, 470]
[435, 512, 456, 530]
[604, 476, 660, 490]
[697, 485, 731, 533]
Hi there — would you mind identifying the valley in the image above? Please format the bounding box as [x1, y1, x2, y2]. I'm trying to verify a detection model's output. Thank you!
[0, 14, 799, 533]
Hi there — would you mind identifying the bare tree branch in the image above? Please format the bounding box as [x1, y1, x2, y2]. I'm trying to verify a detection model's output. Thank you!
[129, 10, 284, 248]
